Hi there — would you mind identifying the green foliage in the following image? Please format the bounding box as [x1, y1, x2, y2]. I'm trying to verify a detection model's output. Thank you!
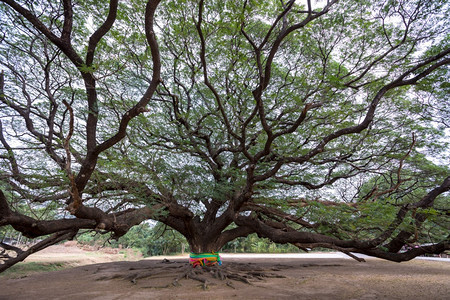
[77, 222, 189, 256]
[223, 234, 300, 254]
[77, 64, 98, 74]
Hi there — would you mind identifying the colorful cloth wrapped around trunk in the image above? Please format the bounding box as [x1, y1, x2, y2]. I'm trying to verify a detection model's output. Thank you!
[189, 252, 222, 267]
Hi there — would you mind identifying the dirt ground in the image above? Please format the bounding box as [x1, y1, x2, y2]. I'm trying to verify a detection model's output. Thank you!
[0, 245, 449, 300]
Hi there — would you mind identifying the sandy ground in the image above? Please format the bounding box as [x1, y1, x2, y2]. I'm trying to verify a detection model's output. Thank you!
[0, 245, 449, 300]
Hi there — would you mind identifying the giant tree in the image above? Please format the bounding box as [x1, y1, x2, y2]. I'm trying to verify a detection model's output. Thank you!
[1, 0, 449, 273]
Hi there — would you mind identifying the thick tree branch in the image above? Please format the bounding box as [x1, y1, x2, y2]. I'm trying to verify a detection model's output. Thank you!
[86, 0, 118, 65]
[61, 0, 73, 42]
[93, 0, 161, 155]
[62, 100, 82, 214]
[73, 0, 161, 196]
[0, 230, 77, 273]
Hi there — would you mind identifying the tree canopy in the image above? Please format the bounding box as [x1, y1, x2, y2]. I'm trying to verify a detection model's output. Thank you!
[1, 0, 449, 271]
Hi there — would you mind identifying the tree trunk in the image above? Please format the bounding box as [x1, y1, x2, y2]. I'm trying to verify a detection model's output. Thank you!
[187, 237, 223, 254]
[176, 216, 254, 254]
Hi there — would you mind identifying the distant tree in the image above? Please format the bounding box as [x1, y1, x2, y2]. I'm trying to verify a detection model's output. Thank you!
[1, 0, 449, 272]
[77, 222, 188, 256]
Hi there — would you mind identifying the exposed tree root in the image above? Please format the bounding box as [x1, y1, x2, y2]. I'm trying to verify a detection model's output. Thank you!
[169, 262, 286, 290]
[94, 260, 287, 290]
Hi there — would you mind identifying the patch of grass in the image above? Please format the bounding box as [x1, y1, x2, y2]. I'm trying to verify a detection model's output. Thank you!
[0, 262, 72, 279]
